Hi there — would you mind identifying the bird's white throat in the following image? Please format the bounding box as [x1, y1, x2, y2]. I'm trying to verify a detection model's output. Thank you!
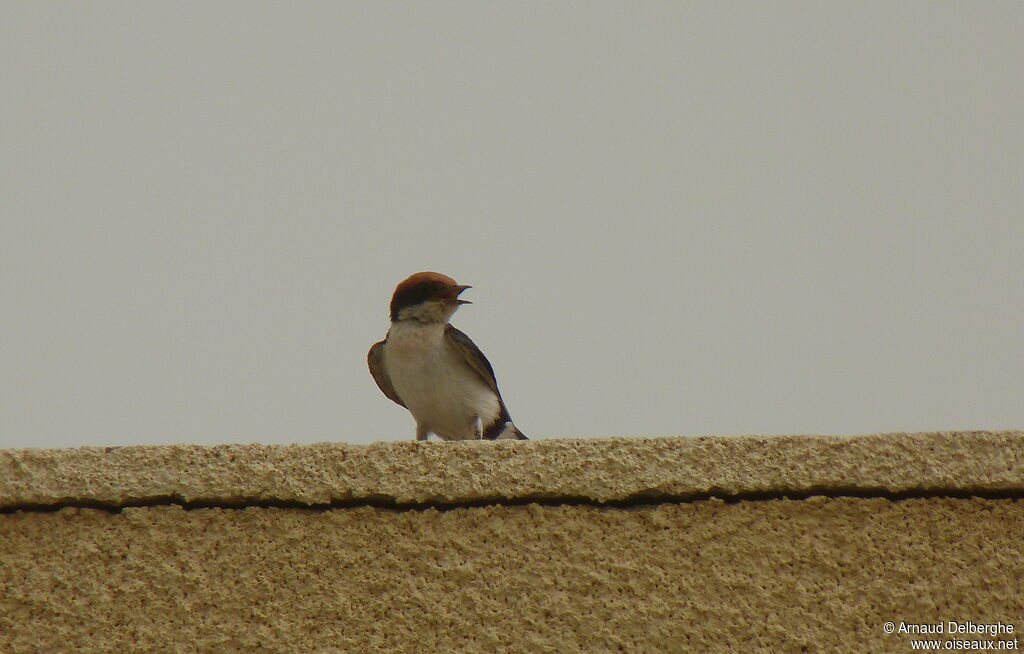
[395, 300, 458, 324]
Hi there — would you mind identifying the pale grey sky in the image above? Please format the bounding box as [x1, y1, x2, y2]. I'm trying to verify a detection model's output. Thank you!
[3, 2, 1022, 448]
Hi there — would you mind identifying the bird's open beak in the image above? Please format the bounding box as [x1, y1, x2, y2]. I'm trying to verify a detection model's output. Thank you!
[434, 284, 472, 304]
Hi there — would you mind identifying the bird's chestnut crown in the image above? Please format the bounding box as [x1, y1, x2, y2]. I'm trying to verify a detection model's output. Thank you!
[389, 271, 471, 322]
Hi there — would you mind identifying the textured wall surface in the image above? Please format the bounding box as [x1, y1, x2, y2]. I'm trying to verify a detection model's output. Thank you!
[2, 432, 1022, 653]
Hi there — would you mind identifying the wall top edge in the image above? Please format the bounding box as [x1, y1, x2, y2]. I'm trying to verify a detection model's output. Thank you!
[2, 431, 1022, 509]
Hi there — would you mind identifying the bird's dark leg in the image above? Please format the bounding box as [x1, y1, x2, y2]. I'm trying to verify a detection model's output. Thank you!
[416, 425, 429, 441]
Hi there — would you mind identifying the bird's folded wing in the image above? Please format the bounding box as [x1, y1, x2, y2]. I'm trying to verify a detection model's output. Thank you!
[444, 325, 501, 399]
[367, 340, 406, 407]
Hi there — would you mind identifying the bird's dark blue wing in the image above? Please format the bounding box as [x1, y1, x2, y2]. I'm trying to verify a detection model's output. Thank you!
[367, 340, 406, 407]
[444, 325, 499, 396]
[444, 324, 526, 439]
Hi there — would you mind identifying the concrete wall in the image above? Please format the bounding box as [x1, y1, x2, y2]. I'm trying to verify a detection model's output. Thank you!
[2, 432, 1022, 653]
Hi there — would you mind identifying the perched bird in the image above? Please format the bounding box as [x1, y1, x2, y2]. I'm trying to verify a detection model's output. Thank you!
[368, 272, 528, 441]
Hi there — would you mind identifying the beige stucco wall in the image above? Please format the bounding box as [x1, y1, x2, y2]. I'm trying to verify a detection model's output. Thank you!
[2, 432, 1022, 653]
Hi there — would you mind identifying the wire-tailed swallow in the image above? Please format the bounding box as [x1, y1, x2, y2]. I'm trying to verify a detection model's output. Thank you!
[368, 272, 527, 441]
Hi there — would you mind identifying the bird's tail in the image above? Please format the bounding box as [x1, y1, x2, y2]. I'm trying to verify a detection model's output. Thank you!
[494, 422, 528, 440]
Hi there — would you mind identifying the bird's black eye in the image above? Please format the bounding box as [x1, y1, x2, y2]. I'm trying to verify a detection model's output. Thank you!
[390, 283, 447, 319]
